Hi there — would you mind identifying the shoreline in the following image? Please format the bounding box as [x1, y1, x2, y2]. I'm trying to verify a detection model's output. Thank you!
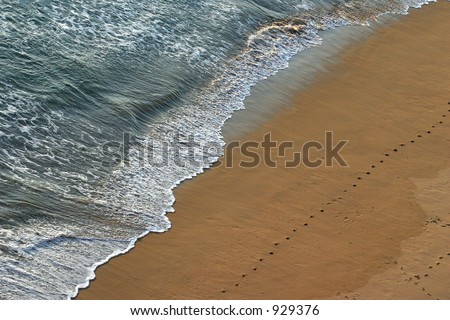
[77, 1, 450, 300]
[222, 13, 397, 142]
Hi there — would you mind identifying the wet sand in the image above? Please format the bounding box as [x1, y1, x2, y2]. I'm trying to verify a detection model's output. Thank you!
[78, 1, 450, 300]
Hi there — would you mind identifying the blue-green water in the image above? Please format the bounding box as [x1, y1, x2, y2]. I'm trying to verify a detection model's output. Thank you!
[0, 0, 433, 299]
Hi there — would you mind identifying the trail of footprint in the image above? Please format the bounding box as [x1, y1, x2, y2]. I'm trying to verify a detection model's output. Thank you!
[224, 105, 450, 294]
[398, 229, 450, 300]
[346, 107, 448, 195]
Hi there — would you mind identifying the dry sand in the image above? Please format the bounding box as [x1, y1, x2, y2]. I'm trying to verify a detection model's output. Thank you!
[78, 1, 450, 300]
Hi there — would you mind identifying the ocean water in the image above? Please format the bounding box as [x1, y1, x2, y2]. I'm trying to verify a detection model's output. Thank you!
[0, 0, 434, 299]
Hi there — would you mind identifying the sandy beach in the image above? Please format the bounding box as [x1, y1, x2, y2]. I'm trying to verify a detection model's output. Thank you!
[78, 1, 450, 300]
